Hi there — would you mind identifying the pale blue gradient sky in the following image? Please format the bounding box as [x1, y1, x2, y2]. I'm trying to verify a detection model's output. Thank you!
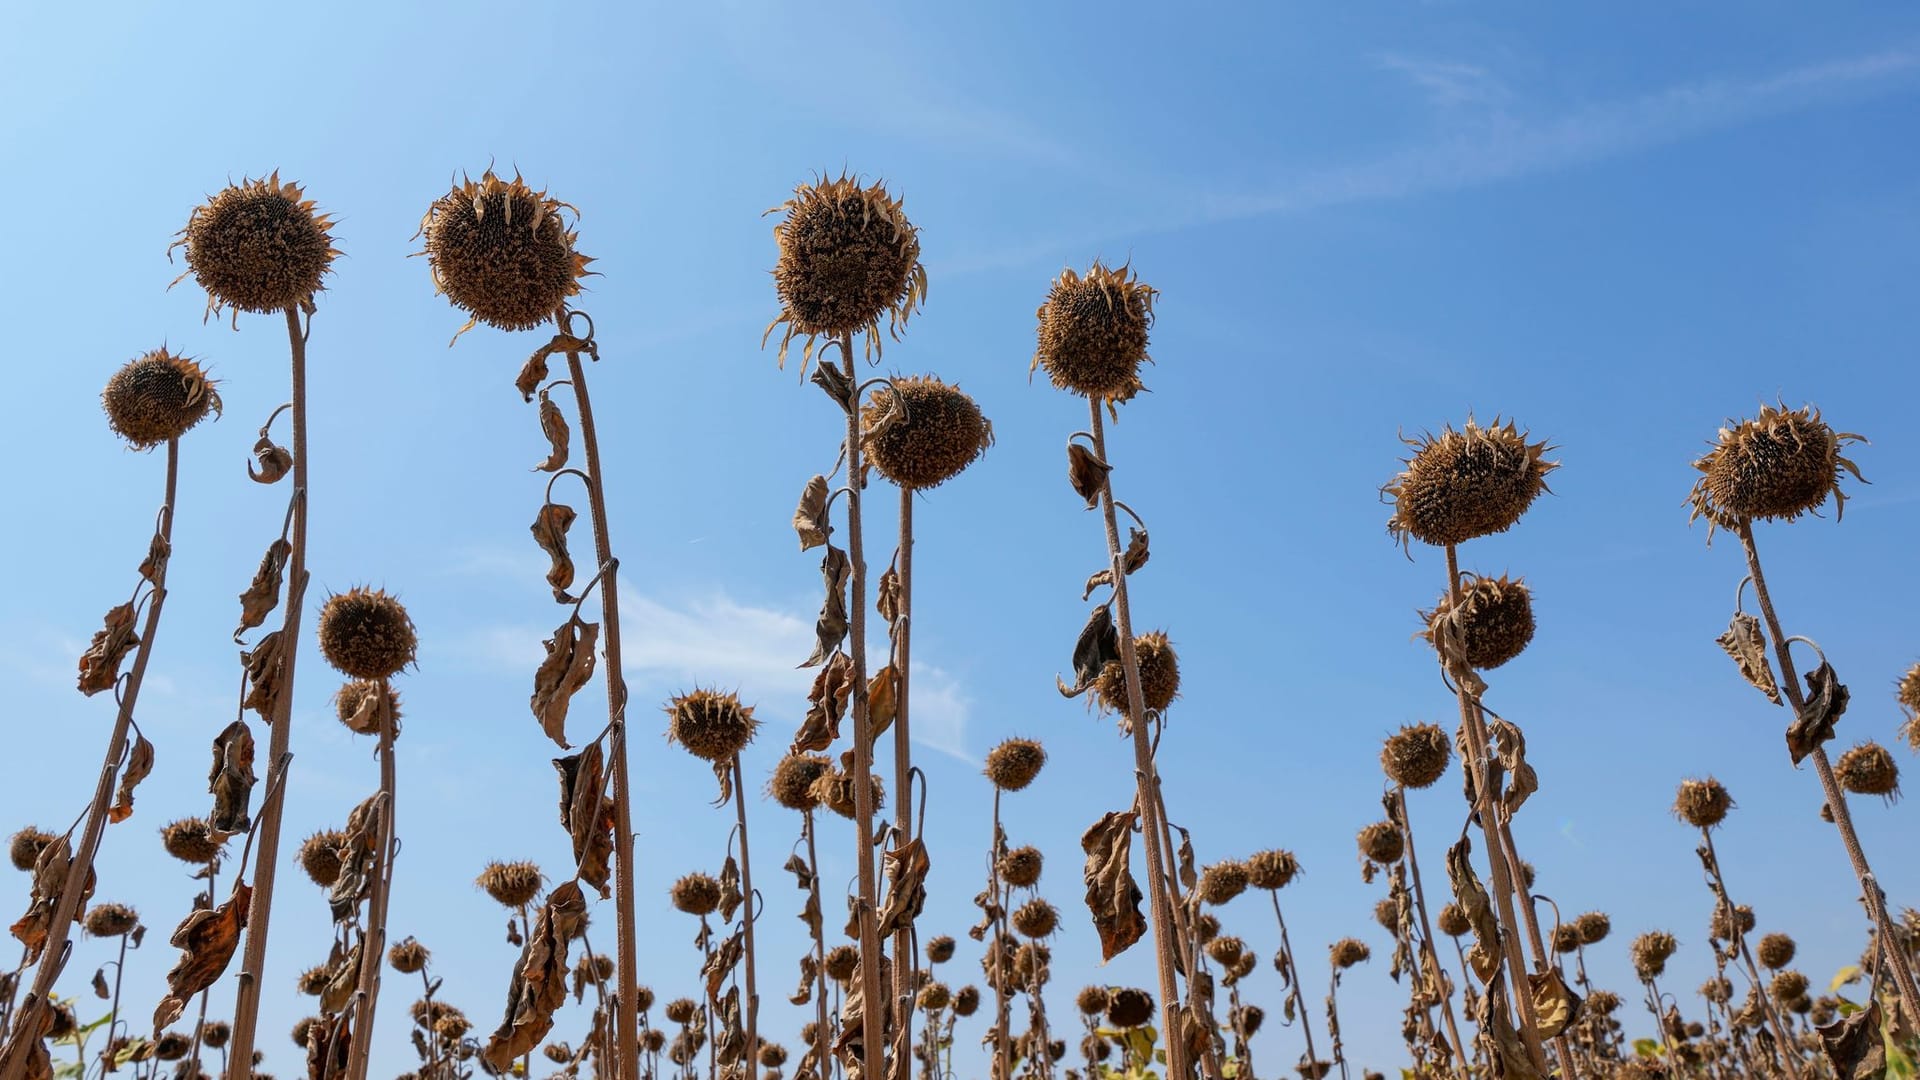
[3, 3, 1919, 1076]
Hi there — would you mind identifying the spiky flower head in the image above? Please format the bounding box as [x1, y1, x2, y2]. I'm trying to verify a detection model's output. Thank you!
[102, 349, 220, 449]
[1207, 936, 1247, 968]
[1710, 902, 1754, 942]
[155, 1033, 192, 1061]
[663, 998, 698, 1026]
[1105, 987, 1155, 1029]
[1700, 976, 1733, 1005]
[1576, 911, 1611, 945]
[1836, 741, 1900, 799]
[998, 845, 1043, 889]
[1551, 923, 1581, 954]
[1193, 913, 1220, 944]
[862, 376, 991, 490]
[1757, 933, 1795, 970]
[823, 945, 859, 983]
[1898, 661, 1920, 720]
[1586, 989, 1621, 1016]
[201, 1022, 231, 1050]
[1630, 930, 1678, 980]
[297, 966, 330, 996]
[811, 766, 884, 820]
[1246, 849, 1301, 891]
[316, 588, 417, 681]
[768, 752, 831, 812]
[172, 173, 337, 319]
[1233, 1004, 1265, 1040]
[334, 680, 401, 737]
[921, 935, 955, 965]
[1076, 986, 1110, 1016]
[1673, 777, 1735, 829]
[1420, 573, 1535, 671]
[9, 827, 54, 872]
[1012, 898, 1059, 939]
[670, 873, 723, 917]
[1688, 403, 1865, 534]
[985, 738, 1047, 792]
[160, 818, 222, 864]
[475, 860, 544, 909]
[666, 689, 759, 763]
[1329, 938, 1371, 970]
[1380, 723, 1452, 789]
[765, 173, 926, 369]
[297, 830, 345, 889]
[1357, 821, 1404, 866]
[388, 937, 429, 974]
[1093, 631, 1180, 716]
[291, 1018, 318, 1049]
[1437, 903, 1471, 938]
[1384, 417, 1557, 550]
[1770, 970, 1809, 1003]
[953, 984, 981, 1017]
[760, 1044, 789, 1069]
[419, 170, 592, 337]
[1197, 860, 1250, 906]
[83, 902, 140, 938]
[1373, 897, 1399, 933]
[1032, 261, 1157, 404]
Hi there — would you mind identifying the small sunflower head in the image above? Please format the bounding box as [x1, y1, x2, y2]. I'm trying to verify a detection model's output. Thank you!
[823, 945, 859, 983]
[291, 1017, 319, 1049]
[663, 998, 698, 1026]
[1630, 930, 1678, 980]
[1420, 573, 1535, 671]
[173, 173, 337, 318]
[1689, 403, 1865, 534]
[1033, 261, 1157, 404]
[296, 966, 330, 996]
[862, 376, 991, 490]
[1770, 970, 1810, 1003]
[1710, 902, 1754, 942]
[670, 873, 723, 917]
[1380, 723, 1452, 789]
[419, 170, 592, 336]
[160, 818, 222, 865]
[953, 985, 981, 1017]
[388, 937, 430, 974]
[1757, 933, 1796, 970]
[666, 689, 758, 763]
[1436, 903, 1471, 938]
[1197, 860, 1250, 906]
[1551, 923, 1582, 955]
[475, 860, 544, 909]
[9, 827, 55, 872]
[201, 1022, 231, 1050]
[334, 680, 401, 737]
[1576, 911, 1611, 945]
[1233, 1004, 1265, 1040]
[155, 1033, 192, 1061]
[998, 845, 1043, 889]
[1075, 985, 1110, 1016]
[1357, 821, 1404, 866]
[926, 935, 956, 965]
[1898, 661, 1920, 720]
[1207, 935, 1247, 968]
[1384, 417, 1558, 549]
[984, 738, 1047, 793]
[768, 752, 831, 812]
[1246, 849, 1301, 891]
[1094, 631, 1181, 716]
[811, 766, 885, 820]
[1700, 976, 1733, 1005]
[1673, 777, 1735, 829]
[316, 588, 417, 681]
[1104, 987, 1155, 1029]
[1012, 898, 1059, 939]
[1329, 938, 1371, 970]
[1836, 741, 1901, 800]
[102, 349, 220, 449]
[83, 902, 140, 938]
[1193, 913, 1220, 944]
[765, 173, 926, 369]
[759, 1044, 789, 1069]
[297, 830, 345, 889]
[1373, 897, 1399, 933]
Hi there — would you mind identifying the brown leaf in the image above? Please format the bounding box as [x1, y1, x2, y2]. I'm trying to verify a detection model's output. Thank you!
[1080, 810, 1146, 961]
[800, 546, 851, 668]
[1816, 996, 1882, 1079]
[1528, 969, 1580, 1039]
[247, 434, 292, 485]
[530, 616, 600, 749]
[319, 943, 362, 1017]
[152, 882, 251, 1030]
[306, 1011, 351, 1080]
[9, 836, 89, 962]
[337, 680, 392, 737]
[1057, 604, 1119, 699]
[1487, 718, 1537, 817]
[790, 953, 819, 1006]
[704, 927, 745, 1003]
[1717, 612, 1781, 705]
[1476, 972, 1542, 1080]
[328, 794, 386, 925]
[554, 745, 614, 899]
[1445, 835, 1501, 983]
[240, 629, 288, 720]
[138, 533, 171, 584]
[866, 665, 899, 748]
[810, 361, 853, 412]
[532, 503, 579, 603]
[109, 733, 156, 824]
[718, 854, 745, 925]
[533, 391, 570, 472]
[483, 881, 586, 1071]
[93, 967, 110, 999]
[234, 538, 291, 642]
[794, 475, 832, 552]
[1082, 527, 1150, 600]
[792, 652, 853, 753]
[876, 562, 902, 626]
[207, 720, 257, 834]
[78, 602, 140, 697]
[876, 838, 929, 938]
[1066, 443, 1111, 507]
[1788, 661, 1850, 764]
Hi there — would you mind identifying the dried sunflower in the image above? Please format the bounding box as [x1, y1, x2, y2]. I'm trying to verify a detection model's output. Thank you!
[926, 935, 956, 965]
[1630, 930, 1678, 980]
[1836, 741, 1900, 799]
[475, 860, 544, 909]
[1769, 970, 1809, 1003]
[984, 738, 1047, 792]
[998, 845, 1043, 889]
[666, 689, 758, 763]
[1688, 402, 1865, 534]
[1436, 903, 1471, 938]
[102, 349, 220, 449]
[83, 902, 140, 938]
[1093, 631, 1180, 716]
[1420, 573, 1535, 671]
[1575, 911, 1611, 945]
[768, 751, 831, 812]
[1757, 933, 1795, 970]
[765, 173, 926, 370]
[952, 985, 981, 1017]
[1357, 821, 1403, 866]
[1246, 849, 1301, 891]
[9, 827, 55, 873]
[316, 588, 417, 681]
[1384, 416, 1557, 549]
[1196, 860, 1250, 906]
[1104, 987, 1154, 1029]
[1380, 723, 1451, 789]
[861, 375, 991, 490]
[669, 872, 723, 917]
[1032, 261, 1157, 404]
[388, 937, 429, 974]
[160, 818, 222, 865]
[171, 173, 338, 319]
[1673, 777, 1735, 829]
[1329, 938, 1371, 970]
[1075, 986, 1110, 1016]
[419, 170, 593, 337]
[1012, 898, 1059, 939]
[297, 830, 345, 889]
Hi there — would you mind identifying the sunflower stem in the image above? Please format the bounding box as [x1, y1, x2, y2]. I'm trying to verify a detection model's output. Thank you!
[1392, 786, 1469, 1077]
[1698, 829, 1802, 1079]
[344, 691, 399, 1080]
[802, 812, 832, 1080]
[890, 486, 916, 1075]
[1265, 891, 1320, 1078]
[732, 756, 762, 1080]
[989, 788, 1012, 1080]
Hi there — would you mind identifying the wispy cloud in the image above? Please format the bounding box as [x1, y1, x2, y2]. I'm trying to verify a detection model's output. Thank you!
[1373, 53, 1511, 109]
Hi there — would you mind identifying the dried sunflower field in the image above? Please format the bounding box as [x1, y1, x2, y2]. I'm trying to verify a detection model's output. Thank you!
[4, 8, 1919, 1080]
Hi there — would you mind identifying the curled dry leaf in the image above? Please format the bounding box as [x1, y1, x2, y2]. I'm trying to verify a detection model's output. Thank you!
[9, 836, 82, 961]
[531, 503, 579, 603]
[306, 1011, 351, 1080]
[531, 616, 600, 750]
[338, 681, 390, 737]
[138, 533, 171, 584]
[785, 853, 822, 938]
[1816, 995, 1883, 1079]
[78, 601, 141, 697]
[801, 545, 851, 668]
[109, 732, 156, 824]
[534, 390, 570, 472]
[1487, 718, 1537, 817]
[1445, 836, 1501, 983]
[93, 967, 110, 999]
[876, 838, 929, 938]
[1475, 971, 1542, 1080]
[152, 882, 252, 1030]
[704, 927, 745, 1003]
[240, 629, 288, 720]
[794, 474, 832, 552]
[1717, 612, 1781, 706]
[320, 943, 361, 1017]
[713, 986, 744, 1067]
[1080, 809, 1146, 961]
[1082, 527, 1150, 600]
[792, 651, 853, 753]
[866, 665, 899, 748]
[328, 793, 386, 925]
[483, 881, 586, 1071]
[790, 952, 819, 1006]
[554, 744, 614, 899]
[1066, 442, 1111, 508]
[719, 855, 745, 925]
[1788, 661, 1850, 765]
[207, 720, 257, 834]
[811, 361, 853, 412]
[248, 433, 293, 485]
[1058, 604, 1119, 699]
[876, 562, 901, 626]
[1528, 969, 1580, 1039]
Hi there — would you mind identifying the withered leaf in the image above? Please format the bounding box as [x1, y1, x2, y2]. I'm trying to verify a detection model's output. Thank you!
[1788, 661, 1850, 765]
[793, 475, 832, 552]
[240, 630, 288, 720]
[876, 563, 901, 626]
[109, 733, 156, 824]
[207, 720, 257, 834]
[876, 838, 929, 938]
[1487, 718, 1537, 818]
[790, 953, 819, 1006]
[554, 744, 613, 899]
[1477, 973, 1543, 1080]
[328, 794, 386, 925]
[235, 539, 292, 642]
[138, 533, 171, 584]
[792, 652, 853, 753]
[800, 546, 851, 669]
[1717, 612, 1781, 705]
[9, 837, 77, 961]
[78, 602, 140, 697]
[1058, 604, 1119, 699]
[152, 882, 252, 1030]
[1082, 527, 1151, 600]
[1445, 836, 1501, 983]
[1528, 969, 1580, 1039]
[534, 391, 570, 472]
[531, 616, 600, 749]
[247, 434, 293, 485]
[810, 360, 853, 412]
[1816, 996, 1882, 1079]
[713, 986, 744, 1066]
[1066, 443, 1111, 507]
[1080, 810, 1146, 962]
[704, 927, 744, 1003]
[93, 967, 110, 999]
[337, 680, 391, 737]
[306, 1010, 351, 1080]
[718, 854, 745, 925]
[786, 854, 822, 938]
[866, 665, 899, 748]
[532, 503, 580, 603]
[483, 881, 586, 1071]
[319, 943, 362, 1017]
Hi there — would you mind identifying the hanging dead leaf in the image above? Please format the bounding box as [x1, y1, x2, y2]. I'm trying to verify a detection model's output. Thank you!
[483, 881, 586, 1070]
[704, 927, 745, 1002]
[1082, 527, 1150, 600]
[9, 837, 77, 961]
[234, 538, 291, 643]
[240, 629, 287, 720]
[306, 1010, 351, 1080]
[1717, 612, 1781, 705]
[319, 943, 361, 1017]
[876, 839, 929, 938]
[109, 733, 156, 824]
[792, 652, 853, 753]
[1487, 717, 1537, 817]
[248, 433, 292, 485]
[328, 793, 386, 925]
[794, 475, 832, 552]
[1058, 604, 1119, 699]
[138, 533, 171, 584]
[1528, 969, 1580, 1039]
[876, 562, 902, 626]
[152, 881, 252, 1030]
[1066, 442, 1111, 507]
[790, 953, 819, 1006]
[531, 616, 600, 749]
[1080, 810, 1146, 962]
[1476, 972, 1542, 1080]
[207, 720, 257, 834]
[866, 665, 899, 748]
[532, 503, 579, 603]
[534, 391, 570, 472]
[554, 745, 614, 899]
[800, 546, 851, 668]
[1445, 836, 1501, 983]
[1816, 996, 1883, 1079]
[712, 986, 745, 1066]
[811, 361, 853, 412]
[719, 855, 745, 925]
[78, 601, 140, 697]
[1788, 661, 1850, 764]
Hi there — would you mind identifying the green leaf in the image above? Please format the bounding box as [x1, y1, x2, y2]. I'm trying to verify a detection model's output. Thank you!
[1830, 965, 1863, 994]
[1632, 1038, 1661, 1059]
[1886, 1021, 1916, 1080]
[1838, 1000, 1864, 1016]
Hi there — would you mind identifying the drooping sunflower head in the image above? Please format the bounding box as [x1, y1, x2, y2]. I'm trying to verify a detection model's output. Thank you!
[1075, 985, 1110, 1016]
[83, 902, 140, 938]
[665, 689, 759, 763]
[1710, 901, 1754, 942]
[1673, 777, 1735, 829]
[1329, 938, 1371, 970]
[1012, 898, 1060, 939]
[1384, 416, 1558, 550]
[1551, 923, 1582, 955]
[1575, 911, 1611, 945]
[298, 830, 345, 889]
[926, 935, 956, 965]
[388, 937, 430, 975]
[1196, 860, 1250, 906]
[419, 170, 593, 337]
[9, 827, 55, 873]
[1756, 932, 1795, 970]
[669, 872, 722, 917]
[1207, 935, 1247, 968]
[811, 766, 884, 820]
[334, 679, 401, 736]
[1104, 987, 1155, 1029]
[1436, 903, 1470, 938]
[1357, 821, 1403, 866]
[1899, 661, 1920, 719]
[1835, 741, 1900, 800]
[1630, 930, 1678, 980]
[1420, 573, 1535, 672]
[861, 375, 992, 490]
[984, 737, 1047, 793]
[102, 349, 221, 449]
[316, 588, 417, 682]
[765, 173, 926, 371]
[997, 845, 1043, 889]
[1770, 970, 1809, 1004]
[1246, 848, 1300, 891]
[172, 173, 338, 319]
[475, 860, 544, 909]
[1093, 631, 1181, 716]
[1380, 723, 1452, 789]
[767, 751, 831, 812]
[1033, 261, 1156, 404]
[1688, 403, 1865, 535]
[160, 817, 222, 865]
[953, 984, 981, 1017]
[822, 945, 859, 984]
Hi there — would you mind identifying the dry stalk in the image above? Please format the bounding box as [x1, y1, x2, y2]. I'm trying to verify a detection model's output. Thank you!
[344, 689, 400, 1080]
[890, 489, 916, 1074]
[1263, 890, 1322, 1078]
[732, 757, 762, 1080]
[1390, 788, 1468, 1075]
[1697, 830, 1801, 1079]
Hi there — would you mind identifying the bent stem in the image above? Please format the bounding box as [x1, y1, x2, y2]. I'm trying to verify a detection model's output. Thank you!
[802, 812, 831, 1080]
[731, 758, 762, 1080]
[1734, 520, 1920, 1026]
[1265, 891, 1320, 1077]
[1698, 830, 1800, 1080]
[0, 439, 180, 1077]
[345, 688, 399, 1080]
[890, 488, 916, 1073]
[1392, 788, 1468, 1074]
[988, 788, 1012, 1080]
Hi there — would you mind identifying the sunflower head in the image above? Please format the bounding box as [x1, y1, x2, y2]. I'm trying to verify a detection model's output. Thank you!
[1436, 903, 1470, 938]
[1630, 930, 1678, 980]
[298, 830, 345, 889]
[1575, 911, 1611, 945]
[1756, 932, 1795, 970]
[1329, 938, 1371, 970]
[767, 752, 831, 812]
[669, 872, 722, 917]
[1094, 631, 1181, 716]
[984, 738, 1047, 793]
[316, 588, 417, 681]
[1246, 848, 1301, 891]
[1835, 741, 1900, 800]
[1197, 860, 1249, 906]
[1076, 986, 1110, 1016]
[160, 818, 222, 864]
[172, 173, 337, 319]
[997, 845, 1043, 889]
[388, 937, 430, 974]
[1012, 898, 1060, 939]
[1384, 416, 1558, 550]
[1710, 902, 1754, 942]
[953, 985, 981, 1017]
[9, 827, 55, 873]
[861, 376, 991, 490]
[1673, 777, 1735, 829]
[83, 902, 140, 938]
[1770, 970, 1809, 1004]
[420, 170, 593, 337]
[666, 689, 758, 763]
[1357, 821, 1403, 866]
[765, 174, 926, 371]
[1420, 572, 1536, 671]
[1899, 661, 1920, 719]
[1380, 723, 1452, 789]
[475, 860, 544, 909]
[1104, 987, 1155, 1029]
[926, 935, 956, 965]
[1033, 261, 1157, 404]
[1689, 403, 1865, 535]
[102, 349, 220, 449]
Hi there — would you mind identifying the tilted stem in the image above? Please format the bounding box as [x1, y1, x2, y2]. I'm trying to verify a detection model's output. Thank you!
[1642, 978, 1678, 1074]
[1266, 893, 1319, 1075]
[732, 757, 761, 1080]
[226, 306, 314, 1080]
[890, 488, 915, 1075]
[1086, 401, 1188, 1080]
[345, 703, 400, 1080]
[187, 858, 220, 1080]
[1699, 829, 1801, 1080]
[1326, 972, 1349, 1080]
[1145, 775, 1220, 1080]
[803, 814, 831, 1080]
[988, 789, 1011, 1080]
[1735, 519, 1920, 1027]
[1394, 788, 1469, 1077]
[1490, 809, 1579, 1077]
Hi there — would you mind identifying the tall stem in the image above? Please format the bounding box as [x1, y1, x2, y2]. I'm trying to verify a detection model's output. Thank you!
[1085, 402, 1188, 1080]
[1266, 894, 1319, 1076]
[1699, 830, 1801, 1080]
[988, 788, 1011, 1080]
[732, 758, 761, 1080]
[1442, 544, 1550, 1074]
[1491, 810, 1579, 1076]
[890, 488, 915, 1075]
[1394, 788, 1468, 1075]
[345, 702, 399, 1080]
[1734, 520, 1920, 1025]
[226, 305, 312, 1080]
[803, 813, 831, 1080]
[0, 439, 180, 1080]
[1145, 770, 1220, 1080]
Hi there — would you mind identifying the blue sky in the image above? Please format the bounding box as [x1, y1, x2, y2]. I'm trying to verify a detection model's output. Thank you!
[4, 2, 1919, 1075]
